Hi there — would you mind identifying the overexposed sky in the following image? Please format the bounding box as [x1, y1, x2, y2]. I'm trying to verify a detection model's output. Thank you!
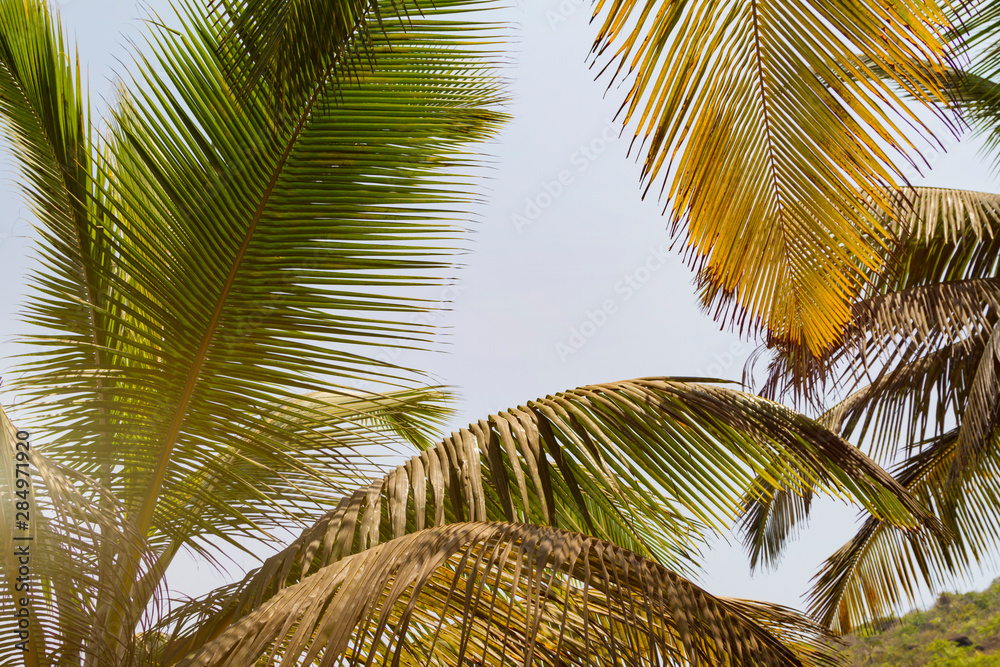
[2, 0, 999, 615]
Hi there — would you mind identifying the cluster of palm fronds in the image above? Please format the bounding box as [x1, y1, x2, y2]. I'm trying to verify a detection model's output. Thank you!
[3, 0, 1000, 665]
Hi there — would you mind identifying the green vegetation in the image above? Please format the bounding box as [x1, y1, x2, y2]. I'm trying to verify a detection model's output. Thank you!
[6, 0, 1000, 663]
[839, 580, 1000, 665]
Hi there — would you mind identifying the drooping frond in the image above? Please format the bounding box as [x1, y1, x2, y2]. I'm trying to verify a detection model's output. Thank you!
[173, 522, 843, 667]
[808, 428, 1000, 634]
[949, 321, 1000, 483]
[939, 0, 1000, 167]
[588, 0, 956, 353]
[159, 377, 935, 661]
[828, 336, 983, 463]
[760, 187, 1000, 408]
[125, 386, 455, 602]
[740, 482, 813, 574]
[739, 340, 978, 572]
[743, 188, 1000, 589]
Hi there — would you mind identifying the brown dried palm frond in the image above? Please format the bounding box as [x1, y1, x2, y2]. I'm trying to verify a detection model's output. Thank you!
[174, 522, 844, 667]
[809, 427, 1000, 634]
[758, 187, 1000, 406]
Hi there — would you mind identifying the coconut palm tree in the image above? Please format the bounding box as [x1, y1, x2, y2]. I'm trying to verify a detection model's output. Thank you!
[743, 187, 1000, 633]
[0, 0, 943, 665]
[728, 0, 1000, 629]
[220, 0, 976, 359]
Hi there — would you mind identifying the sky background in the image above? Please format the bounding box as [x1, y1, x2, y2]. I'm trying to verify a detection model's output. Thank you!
[2, 0, 999, 615]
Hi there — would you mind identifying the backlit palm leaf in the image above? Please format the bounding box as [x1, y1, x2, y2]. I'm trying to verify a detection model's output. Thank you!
[0, 406, 162, 666]
[12, 0, 505, 542]
[936, 1, 1000, 166]
[809, 428, 1000, 633]
[207, 0, 382, 112]
[744, 188, 1000, 629]
[0, 0, 506, 661]
[589, 0, 956, 353]
[760, 187, 1000, 411]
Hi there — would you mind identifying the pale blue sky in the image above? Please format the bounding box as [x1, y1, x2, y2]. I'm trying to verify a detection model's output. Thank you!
[1, 0, 998, 614]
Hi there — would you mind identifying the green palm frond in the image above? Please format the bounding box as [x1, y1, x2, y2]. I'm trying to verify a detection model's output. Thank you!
[158, 377, 935, 661]
[588, 0, 957, 354]
[12, 0, 504, 561]
[0, 0, 97, 333]
[741, 339, 978, 572]
[0, 0, 506, 660]
[208, 0, 382, 113]
[941, 0, 1000, 165]
[740, 481, 814, 574]
[121, 386, 454, 625]
[172, 522, 842, 667]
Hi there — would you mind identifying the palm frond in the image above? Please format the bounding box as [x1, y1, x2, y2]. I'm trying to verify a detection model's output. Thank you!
[0, 0, 99, 344]
[743, 187, 1000, 578]
[942, 1, 1000, 166]
[159, 377, 936, 661]
[740, 482, 813, 574]
[808, 428, 1000, 633]
[173, 522, 842, 667]
[208, 0, 382, 113]
[828, 336, 983, 462]
[759, 187, 1000, 406]
[121, 386, 454, 630]
[739, 340, 975, 572]
[588, 0, 956, 353]
[949, 321, 1000, 483]
[3, 0, 506, 656]
[12, 0, 505, 574]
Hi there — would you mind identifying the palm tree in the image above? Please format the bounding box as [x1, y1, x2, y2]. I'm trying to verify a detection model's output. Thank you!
[745, 188, 1000, 633]
[721, 1, 1000, 631]
[0, 0, 941, 665]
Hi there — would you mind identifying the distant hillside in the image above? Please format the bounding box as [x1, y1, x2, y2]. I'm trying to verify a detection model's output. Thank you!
[837, 579, 1000, 665]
